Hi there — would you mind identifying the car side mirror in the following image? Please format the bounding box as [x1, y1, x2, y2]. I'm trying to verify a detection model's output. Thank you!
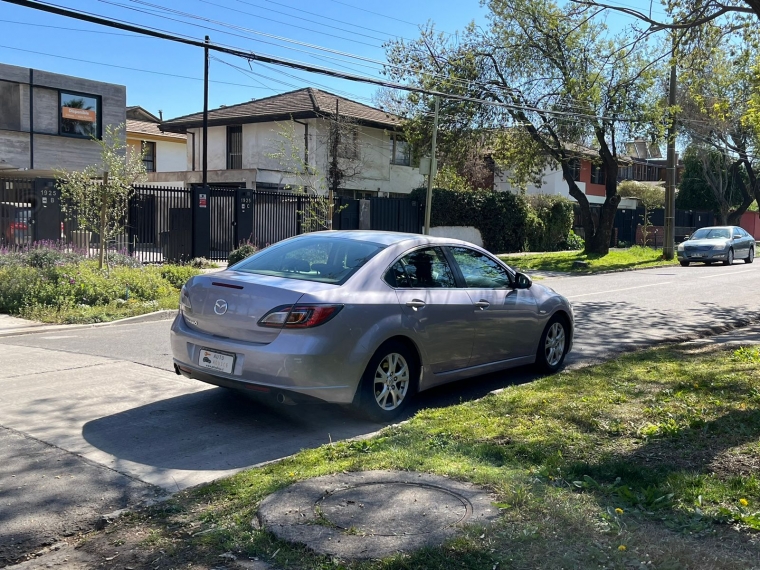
[514, 272, 532, 289]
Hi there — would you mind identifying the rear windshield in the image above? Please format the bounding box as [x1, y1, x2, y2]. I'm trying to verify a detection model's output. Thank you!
[691, 228, 730, 240]
[233, 236, 385, 284]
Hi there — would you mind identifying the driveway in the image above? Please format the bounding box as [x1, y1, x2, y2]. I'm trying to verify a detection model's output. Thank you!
[1, 261, 760, 564]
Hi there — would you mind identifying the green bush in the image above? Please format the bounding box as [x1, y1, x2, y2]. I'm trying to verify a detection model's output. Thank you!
[0, 266, 41, 312]
[411, 188, 575, 253]
[410, 188, 530, 253]
[228, 242, 258, 266]
[0, 260, 201, 316]
[159, 265, 199, 289]
[525, 195, 574, 251]
[562, 230, 585, 250]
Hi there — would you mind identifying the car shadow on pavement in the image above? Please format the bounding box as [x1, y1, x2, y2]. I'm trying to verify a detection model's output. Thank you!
[81, 388, 387, 472]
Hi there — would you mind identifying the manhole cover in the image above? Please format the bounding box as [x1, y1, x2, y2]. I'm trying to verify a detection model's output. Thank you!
[257, 471, 499, 559]
[317, 482, 471, 536]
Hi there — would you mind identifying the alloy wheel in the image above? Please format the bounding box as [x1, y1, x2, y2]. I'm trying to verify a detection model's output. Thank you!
[544, 322, 566, 367]
[373, 353, 410, 411]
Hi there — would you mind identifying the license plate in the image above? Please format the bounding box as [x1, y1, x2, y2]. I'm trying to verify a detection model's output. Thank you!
[689, 253, 705, 258]
[198, 348, 235, 374]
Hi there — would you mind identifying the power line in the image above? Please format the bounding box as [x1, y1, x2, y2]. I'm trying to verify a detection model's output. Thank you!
[234, 0, 410, 41]
[1, 0, 647, 123]
[0, 43, 273, 90]
[0, 17, 142, 36]
[117, 0, 384, 48]
[194, 0, 390, 43]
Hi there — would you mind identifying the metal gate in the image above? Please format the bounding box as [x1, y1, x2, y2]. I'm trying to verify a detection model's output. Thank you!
[0, 178, 62, 247]
[370, 197, 422, 233]
[209, 187, 237, 260]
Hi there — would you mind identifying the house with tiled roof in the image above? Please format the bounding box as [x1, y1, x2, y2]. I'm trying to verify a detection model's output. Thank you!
[158, 88, 424, 197]
[125, 106, 186, 184]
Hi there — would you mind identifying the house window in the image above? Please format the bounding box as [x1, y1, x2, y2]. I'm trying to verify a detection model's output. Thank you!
[390, 134, 411, 166]
[591, 164, 605, 184]
[227, 125, 242, 169]
[337, 126, 360, 160]
[142, 141, 156, 172]
[567, 158, 581, 181]
[0, 81, 21, 131]
[60, 91, 101, 138]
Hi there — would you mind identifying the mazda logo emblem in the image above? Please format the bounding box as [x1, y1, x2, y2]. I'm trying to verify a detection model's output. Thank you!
[214, 299, 228, 315]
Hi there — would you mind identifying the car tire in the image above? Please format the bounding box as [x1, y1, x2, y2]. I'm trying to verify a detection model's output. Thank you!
[535, 315, 570, 374]
[356, 340, 418, 422]
[745, 247, 754, 264]
[679, 260, 690, 267]
[724, 248, 734, 266]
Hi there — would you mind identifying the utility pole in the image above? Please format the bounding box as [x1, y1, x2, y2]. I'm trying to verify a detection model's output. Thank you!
[664, 39, 677, 260]
[202, 35, 209, 190]
[329, 99, 340, 229]
[423, 96, 440, 235]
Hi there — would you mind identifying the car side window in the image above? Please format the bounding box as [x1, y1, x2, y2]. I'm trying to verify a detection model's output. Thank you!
[734, 229, 742, 239]
[448, 247, 511, 288]
[384, 247, 456, 288]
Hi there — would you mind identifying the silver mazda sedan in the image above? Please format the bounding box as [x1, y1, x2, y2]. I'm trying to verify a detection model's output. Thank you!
[677, 226, 756, 266]
[171, 231, 574, 420]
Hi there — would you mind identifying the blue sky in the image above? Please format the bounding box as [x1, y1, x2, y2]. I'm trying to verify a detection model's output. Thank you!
[0, 0, 670, 120]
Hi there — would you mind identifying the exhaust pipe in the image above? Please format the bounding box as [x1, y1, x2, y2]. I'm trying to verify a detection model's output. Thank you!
[276, 392, 297, 406]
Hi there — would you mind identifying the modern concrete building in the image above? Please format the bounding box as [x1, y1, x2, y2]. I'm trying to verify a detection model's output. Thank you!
[0, 62, 126, 178]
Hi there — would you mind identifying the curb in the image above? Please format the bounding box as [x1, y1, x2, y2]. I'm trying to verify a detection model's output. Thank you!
[0, 309, 177, 338]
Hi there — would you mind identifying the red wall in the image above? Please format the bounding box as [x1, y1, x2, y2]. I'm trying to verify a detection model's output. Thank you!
[581, 159, 606, 197]
[740, 211, 760, 239]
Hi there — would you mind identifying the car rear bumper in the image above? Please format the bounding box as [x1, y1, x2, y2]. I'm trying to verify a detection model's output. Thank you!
[170, 313, 361, 404]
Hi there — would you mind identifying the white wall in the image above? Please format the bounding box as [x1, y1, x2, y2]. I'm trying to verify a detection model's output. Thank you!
[156, 140, 186, 172]
[183, 119, 424, 194]
[495, 164, 574, 197]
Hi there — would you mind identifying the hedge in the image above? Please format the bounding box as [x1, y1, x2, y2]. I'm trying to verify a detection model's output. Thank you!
[411, 188, 574, 253]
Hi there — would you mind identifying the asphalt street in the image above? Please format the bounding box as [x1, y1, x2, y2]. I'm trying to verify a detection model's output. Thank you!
[2, 260, 760, 565]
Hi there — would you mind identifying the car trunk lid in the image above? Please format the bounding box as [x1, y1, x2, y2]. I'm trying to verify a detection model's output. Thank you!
[182, 271, 337, 343]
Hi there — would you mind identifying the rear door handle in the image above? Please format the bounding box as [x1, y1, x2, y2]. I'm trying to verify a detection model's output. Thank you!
[474, 300, 490, 310]
[406, 299, 426, 310]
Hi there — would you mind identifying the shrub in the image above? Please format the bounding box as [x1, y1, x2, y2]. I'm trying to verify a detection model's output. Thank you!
[228, 242, 259, 266]
[188, 257, 217, 269]
[0, 266, 41, 312]
[410, 188, 530, 253]
[0, 260, 201, 316]
[160, 265, 199, 289]
[525, 195, 574, 251]
[562, 230, 585, 250]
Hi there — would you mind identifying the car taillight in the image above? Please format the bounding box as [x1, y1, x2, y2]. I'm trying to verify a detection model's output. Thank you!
[179, 285, 192, 312]
[258, 304, 343, 328]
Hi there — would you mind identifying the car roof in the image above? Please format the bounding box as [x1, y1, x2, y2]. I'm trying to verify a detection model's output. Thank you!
[291, 230, 475, 248]
[697, 226, 736, 230]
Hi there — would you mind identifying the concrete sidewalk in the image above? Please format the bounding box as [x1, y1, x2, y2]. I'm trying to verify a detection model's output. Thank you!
[0, 310, 177, 338]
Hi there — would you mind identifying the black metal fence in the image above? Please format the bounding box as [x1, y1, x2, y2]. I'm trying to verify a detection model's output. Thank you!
[0, 179, 425, 263]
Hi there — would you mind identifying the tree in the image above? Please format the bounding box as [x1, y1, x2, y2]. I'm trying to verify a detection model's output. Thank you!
[676, 28, 759, 221]
[677, 145, 747, 223]
[383, 0, 665, 254]
[267, 117, 353, 232]
[618, 179, 665, 245]
[55, 124, 147, 268]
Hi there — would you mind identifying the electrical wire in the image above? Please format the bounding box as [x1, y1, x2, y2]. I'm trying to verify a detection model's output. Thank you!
[233, 0, 411, 41]
[0, 43, 274, 90]
[3, 0, 656, 124]
[194, 0, 391, 43]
